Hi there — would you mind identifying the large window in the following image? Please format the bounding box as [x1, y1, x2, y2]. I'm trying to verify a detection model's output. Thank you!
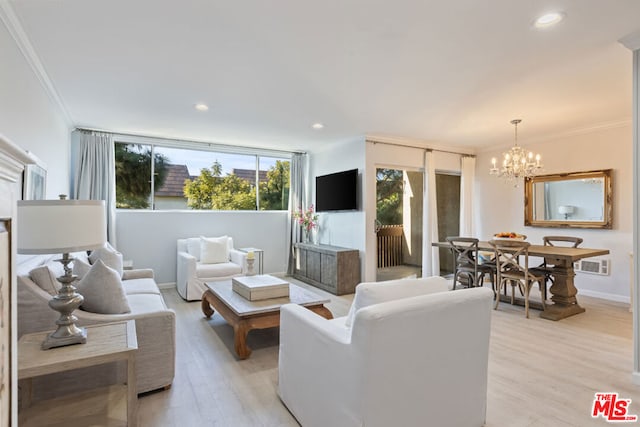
[115, 141, 290, 211]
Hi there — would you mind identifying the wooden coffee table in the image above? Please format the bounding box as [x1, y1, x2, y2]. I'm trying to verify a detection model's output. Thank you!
[201, 279, 333, 359]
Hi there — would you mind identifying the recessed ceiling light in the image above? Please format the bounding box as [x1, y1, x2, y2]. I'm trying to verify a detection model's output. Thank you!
[311, 123, 324, 130]
[534, 12, 565, 28]
[194, 103, 209, 111]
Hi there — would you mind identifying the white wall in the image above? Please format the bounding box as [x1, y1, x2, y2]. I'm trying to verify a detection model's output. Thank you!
[116, 210, 289, 285]
[476, 123, 633, 302]
[0, 18, 70, 423]
[309, 137, 367, 279]
[0, 22, 70, 197]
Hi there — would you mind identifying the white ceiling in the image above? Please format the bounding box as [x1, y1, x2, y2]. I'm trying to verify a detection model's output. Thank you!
[7, 0, 640, 152]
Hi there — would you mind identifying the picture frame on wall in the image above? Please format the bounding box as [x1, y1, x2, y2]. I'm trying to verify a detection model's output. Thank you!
[23, 162, 46, 200]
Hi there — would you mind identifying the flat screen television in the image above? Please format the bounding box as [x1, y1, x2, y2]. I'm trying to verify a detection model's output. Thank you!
[315, 168, 358, 212]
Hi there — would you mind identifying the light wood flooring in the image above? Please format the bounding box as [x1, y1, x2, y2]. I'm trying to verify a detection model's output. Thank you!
[138, 279, 638, 426]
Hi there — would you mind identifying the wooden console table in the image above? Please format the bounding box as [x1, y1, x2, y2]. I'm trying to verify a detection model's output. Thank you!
[18, 321, 138, 426]
[293, 243, 360, 295]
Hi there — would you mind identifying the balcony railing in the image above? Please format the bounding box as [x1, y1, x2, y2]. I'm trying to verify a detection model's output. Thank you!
[377, 224, 403, 268]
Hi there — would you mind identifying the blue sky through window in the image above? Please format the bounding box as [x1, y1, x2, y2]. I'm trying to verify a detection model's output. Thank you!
[155, 146, 256, 176]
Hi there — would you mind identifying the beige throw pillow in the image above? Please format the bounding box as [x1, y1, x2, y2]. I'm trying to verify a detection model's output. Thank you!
[76, 260, 131, 314]
[200, 236, 229, 264]
[29, 266, 59, 296]
[73, 258, 92, 279]
[89, 242, 124, 277]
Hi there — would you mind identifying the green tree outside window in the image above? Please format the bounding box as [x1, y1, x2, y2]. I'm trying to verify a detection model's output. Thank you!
[115, 143, 168, 209]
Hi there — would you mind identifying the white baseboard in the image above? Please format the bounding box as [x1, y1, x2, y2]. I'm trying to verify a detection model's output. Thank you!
[157, 281, 176, 290]
[578, 289, 631, 305]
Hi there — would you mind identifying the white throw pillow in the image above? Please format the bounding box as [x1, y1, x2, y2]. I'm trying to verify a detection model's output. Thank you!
[29, 266, 59, 296]
[89, 242, 124, 277]
[344, 276, 450, 328]
[70, 250, 90, 265]
[76, 260, 131, 314]
[73, 258, 92, 279]
[186, 237, 201, 261]
[200, 236, 229, 264]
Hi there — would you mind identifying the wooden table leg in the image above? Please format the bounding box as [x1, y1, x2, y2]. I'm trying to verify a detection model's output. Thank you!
[201, 290, 215, 318]
[233, 322, 252, 360]
[127, 351, 138, 427]
[20, 378, 32, 410]
[309, 305, 333, 320]
[540, 260, 585, 321]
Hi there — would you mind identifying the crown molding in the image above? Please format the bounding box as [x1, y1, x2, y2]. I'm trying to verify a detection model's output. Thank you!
[528, 118, 632, 145]
[620, 30, 640, 51]
[476, 118, 632, 153]
[0, 1, 73, 126]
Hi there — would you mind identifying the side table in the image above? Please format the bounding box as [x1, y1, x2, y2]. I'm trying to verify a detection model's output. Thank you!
[239, 247, 264, 274]
[18, 320, 138, 426]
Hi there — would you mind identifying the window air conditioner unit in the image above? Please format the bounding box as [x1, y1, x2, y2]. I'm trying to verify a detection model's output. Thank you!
[573, 259, 610, 276]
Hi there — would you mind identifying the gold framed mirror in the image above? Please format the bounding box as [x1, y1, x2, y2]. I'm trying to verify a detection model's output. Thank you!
[524, 169, 612, 229]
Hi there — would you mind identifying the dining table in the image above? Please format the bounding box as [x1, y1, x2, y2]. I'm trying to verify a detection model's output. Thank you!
[432, 240, 610, 320]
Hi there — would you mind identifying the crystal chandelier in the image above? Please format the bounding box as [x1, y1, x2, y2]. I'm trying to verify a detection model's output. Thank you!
[489, 119, 543, 182]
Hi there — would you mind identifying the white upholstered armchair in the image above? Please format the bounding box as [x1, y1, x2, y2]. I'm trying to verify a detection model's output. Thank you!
[176, 236, 247, 300]
[278, 276, 494, 427]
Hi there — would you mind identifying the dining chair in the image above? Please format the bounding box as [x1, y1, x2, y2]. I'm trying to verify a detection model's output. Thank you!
[446, 237, 495, 291]
[530, 236, 584, 300]
[480, 235, 527, 298]
[488, 239, 546, 318]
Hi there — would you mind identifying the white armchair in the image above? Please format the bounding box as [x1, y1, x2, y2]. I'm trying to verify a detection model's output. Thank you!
[176, 236, 247, 301]
[278, 276, 494, 427]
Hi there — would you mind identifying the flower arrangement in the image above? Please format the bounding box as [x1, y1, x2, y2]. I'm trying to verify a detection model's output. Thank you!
[293, 204, 319, 232]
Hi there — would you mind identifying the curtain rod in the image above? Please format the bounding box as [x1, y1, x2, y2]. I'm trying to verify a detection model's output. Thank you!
[366, 139, 475, 158]
[74, 127, 307, 156]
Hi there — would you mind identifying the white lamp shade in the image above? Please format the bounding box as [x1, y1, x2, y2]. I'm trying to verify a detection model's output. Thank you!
[18, 200, 107, 254]
[558, 205, 575, 215]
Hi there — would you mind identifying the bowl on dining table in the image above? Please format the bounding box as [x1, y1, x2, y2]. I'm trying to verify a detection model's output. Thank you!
[493, 232, 526, 240]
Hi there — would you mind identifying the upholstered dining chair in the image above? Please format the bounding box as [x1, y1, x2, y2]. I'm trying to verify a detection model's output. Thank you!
[489, 239, 546, 318]
[530, 236, 584, 300]
[446, 237, 495, 291]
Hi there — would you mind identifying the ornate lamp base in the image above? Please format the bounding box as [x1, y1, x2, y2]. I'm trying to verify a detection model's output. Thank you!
[42, 324, 87, 350]
[42, 253, 87, 350]
[246, 258, 256, 276]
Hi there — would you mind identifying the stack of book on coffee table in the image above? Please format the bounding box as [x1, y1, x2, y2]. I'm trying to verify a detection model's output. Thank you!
[232, 274, 290, 301]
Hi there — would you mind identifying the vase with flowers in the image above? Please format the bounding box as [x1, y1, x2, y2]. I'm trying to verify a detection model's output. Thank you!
[293, 204, 319, 243]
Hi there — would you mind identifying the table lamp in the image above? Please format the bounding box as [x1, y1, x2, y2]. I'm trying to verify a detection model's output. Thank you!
[558, 205, 574, 220]
[17, 198, 106, 349]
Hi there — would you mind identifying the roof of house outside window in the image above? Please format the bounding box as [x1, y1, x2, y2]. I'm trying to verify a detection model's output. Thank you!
[155, 164, 194, 197]
[232, 168, 268, 183]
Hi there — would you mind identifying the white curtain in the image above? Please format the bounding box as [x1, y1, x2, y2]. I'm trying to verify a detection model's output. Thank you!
[422, 150, 440, 277]
[286, 153, 308, 274]
[72, 130, 117, 245]
[459, 155, 476, 236]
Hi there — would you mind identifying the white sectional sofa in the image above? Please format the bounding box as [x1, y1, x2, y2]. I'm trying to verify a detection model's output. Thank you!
[17, 252, 175, 399]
